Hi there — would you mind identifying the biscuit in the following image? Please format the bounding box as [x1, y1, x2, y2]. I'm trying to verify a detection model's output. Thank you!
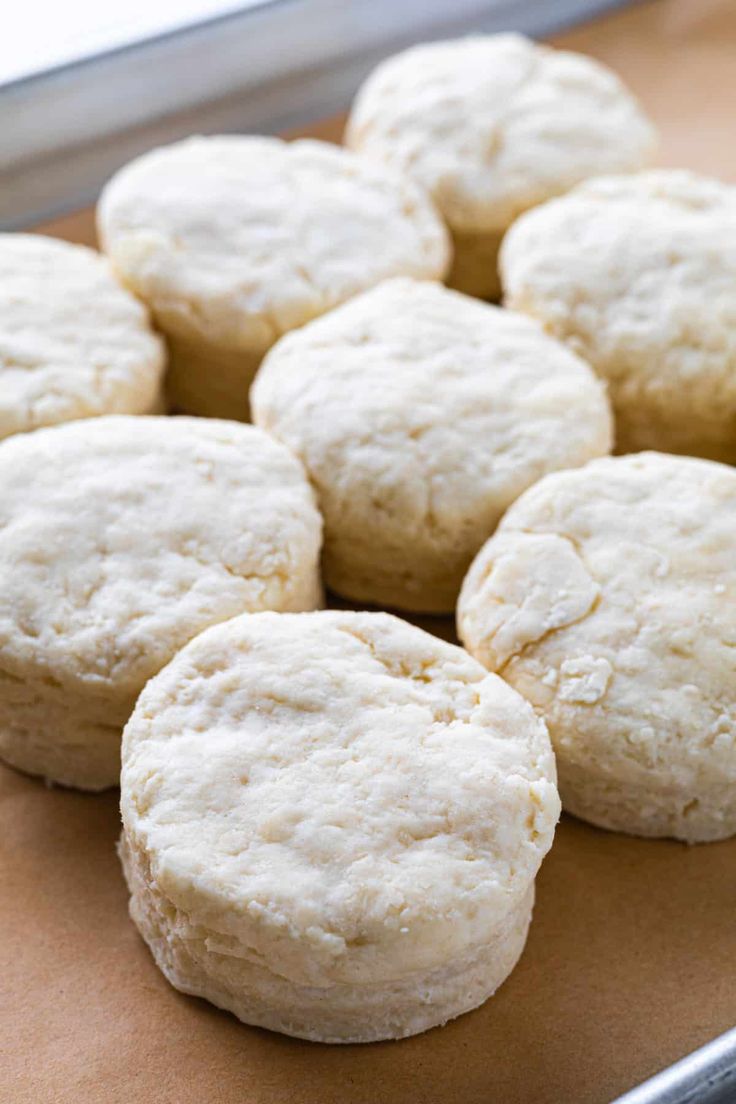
[0, 416, 322, 790]
[458, 452, 736, 843]
[251, 278, 612, 613]
[346, 34, 656, 299]
[120, 609, 559, 1042]
[0, 234, 164, 439]
[501, 170, 736, 461]
[97, 136, 450, 420]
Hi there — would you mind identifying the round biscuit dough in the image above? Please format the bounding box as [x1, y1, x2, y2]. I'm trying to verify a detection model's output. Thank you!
[120, 609, 560, 1042]
[345, 34, 656, 299]
[458, 452, 736, 843]
[0, 234, 165, 439]
[0, 416, 322, 791]
[97, 135, 450, 420]
[500, 170, 736, 461]
[251, 277, 612, 613]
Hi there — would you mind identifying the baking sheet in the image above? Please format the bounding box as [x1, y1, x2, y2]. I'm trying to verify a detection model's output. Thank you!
[4, 1, 736, 1101]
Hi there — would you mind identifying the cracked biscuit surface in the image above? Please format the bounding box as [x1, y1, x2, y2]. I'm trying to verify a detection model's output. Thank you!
[0, 416, 322, 790]
[97, 135, 450, 419]
[252, 277, 612, 613]
[0, 234, 164, 439]
[346, 33, 656, 299]
[120, 609, 559, 1042]
[458, 452, 736, 842]
[501, 171, 736, 461]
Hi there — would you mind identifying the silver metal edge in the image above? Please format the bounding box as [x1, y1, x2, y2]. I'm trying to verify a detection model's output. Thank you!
[1, 0, 632, 227]
[611, 1026, 736, 1104]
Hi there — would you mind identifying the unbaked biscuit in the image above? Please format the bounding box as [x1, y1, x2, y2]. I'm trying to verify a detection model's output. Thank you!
[0, 416, 322, 791]
[97, 135, 450, 420]
[458, 452, 736, 843]
[501, 170, 736, 461]
[0, 234, 164, 439]
[120, 609, 559, 1042]
[346, 34, 656, 299]
[251, 277, 612, 613]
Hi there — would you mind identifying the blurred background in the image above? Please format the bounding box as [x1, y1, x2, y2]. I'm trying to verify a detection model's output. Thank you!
[1, 0, 734, 228]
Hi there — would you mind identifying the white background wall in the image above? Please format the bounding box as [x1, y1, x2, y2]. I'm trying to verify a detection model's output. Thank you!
[0, 0, 262, 84]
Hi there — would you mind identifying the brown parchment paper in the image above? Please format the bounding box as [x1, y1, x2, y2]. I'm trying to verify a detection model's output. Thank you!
[3, 2, 736, 1101]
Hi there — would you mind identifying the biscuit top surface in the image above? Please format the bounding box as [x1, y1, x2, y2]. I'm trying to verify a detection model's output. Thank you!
[0, 234, 164, 439]
[459, 452, 736, 788]
[346, 34, 656, 231]
[252, 278, 611, 549]
[0, 416, 321, 697]
[121, 610, 559, 985]
[97, 136, 450, 352]
[500, 171, 736, 419]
